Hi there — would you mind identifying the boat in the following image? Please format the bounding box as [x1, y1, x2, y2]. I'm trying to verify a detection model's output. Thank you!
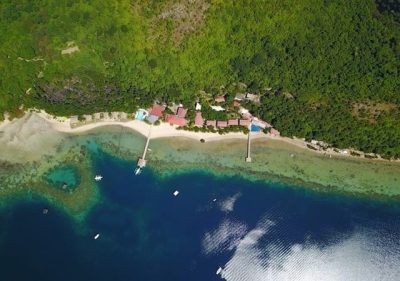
[94, 175, 103, 181]
[173, 190, 179, 196]
[134, 167, 141, 175]
[94, 233, 100, 240]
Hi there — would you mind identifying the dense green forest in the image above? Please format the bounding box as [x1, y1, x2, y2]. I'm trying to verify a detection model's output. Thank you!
[0, 0, 399, 157]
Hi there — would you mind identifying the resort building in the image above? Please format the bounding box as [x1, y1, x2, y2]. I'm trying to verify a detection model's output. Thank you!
[228, 119, 239, 126]
[215, 95, 225, 103]
[165, 114, 187, 126]
[176, 107, 188, 118]
[206, 120, 217, 127]
[234, 93, 246, 101]
[241, 112, 253, 119]
[210, 105, 225, 111]
[146, 104, 165, 123]
[217, 120, 228, 128]
[245, 93, 260, 103]
[194, 112, 204, 127]
[270, 128, 280, 136]
[150, 104, 165, 117]
[239, 119, 251, 127]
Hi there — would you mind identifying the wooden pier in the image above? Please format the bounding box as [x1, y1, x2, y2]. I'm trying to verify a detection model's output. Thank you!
[245, 131, 252, 162]
[137, 124, 153, 168]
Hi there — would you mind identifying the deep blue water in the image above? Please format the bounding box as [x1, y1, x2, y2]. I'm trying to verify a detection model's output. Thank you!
[1, 151, 400, 281]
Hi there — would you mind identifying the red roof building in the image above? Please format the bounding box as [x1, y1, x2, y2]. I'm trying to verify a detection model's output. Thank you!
[233, 101, 241, 107]
[239, 119, 251, 127]
[217, 120, 228, 128]
[165, 114, 187, 127]
[206, 120, 216, 127]
[215, 96, 225, 103]
[228, 119, 238, 126]
[176, 107, 188, 118]
[241, 112, 253, 120]
[195, 112, 204, 127]
[270, 128, 280, 136]
[150, 104, 165, 117]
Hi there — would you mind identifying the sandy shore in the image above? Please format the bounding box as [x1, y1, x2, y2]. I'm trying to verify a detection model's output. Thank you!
[0, 111, 397, 163]
[33, 111, 283, 143]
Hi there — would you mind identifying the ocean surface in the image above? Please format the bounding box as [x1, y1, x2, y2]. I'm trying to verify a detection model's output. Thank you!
[1, 148, 400, 281]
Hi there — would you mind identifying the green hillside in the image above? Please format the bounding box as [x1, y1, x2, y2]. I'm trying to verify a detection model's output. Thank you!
[0, 0, 399, 157]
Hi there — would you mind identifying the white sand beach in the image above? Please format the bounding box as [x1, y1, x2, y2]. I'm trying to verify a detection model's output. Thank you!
[0, 111, 396, 163]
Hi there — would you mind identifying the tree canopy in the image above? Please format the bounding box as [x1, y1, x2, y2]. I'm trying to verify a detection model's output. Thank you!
[0, 0, 399, 156]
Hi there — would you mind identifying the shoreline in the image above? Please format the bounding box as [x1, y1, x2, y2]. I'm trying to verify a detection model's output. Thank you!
[1, 110, 399, 163]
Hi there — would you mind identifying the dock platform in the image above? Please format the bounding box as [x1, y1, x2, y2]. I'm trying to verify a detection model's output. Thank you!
[246, 130, 252, 162]
[136, 124, 153, 168]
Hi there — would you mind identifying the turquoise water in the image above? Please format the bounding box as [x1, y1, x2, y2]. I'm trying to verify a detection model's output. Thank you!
[0, 148, 400, 280]
[45, 165, 79, 190]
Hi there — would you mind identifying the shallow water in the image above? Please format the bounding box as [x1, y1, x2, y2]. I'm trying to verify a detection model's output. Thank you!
[0, 150, 399, 280]
[0, 125, 400, 280]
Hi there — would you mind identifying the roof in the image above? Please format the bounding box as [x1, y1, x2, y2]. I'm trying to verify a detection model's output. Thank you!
[165, 114, 187, 126]
[233, 101, 241, 107]
[217, 120, 228, 128]
[246, 93, 260, 102]
[195, 112, 204, 127]
[150, 104, 165, 117]
[241, 112, 253, 120]
[210, 105, 225, 111]
[228, 119, 238, 126]
[195, 102, 202, 111]
[176, 107, 188, 118]
[239, 119, 250, 126]
[215, 96, 225, 103]
[270, 128, 280, 136]
[206, 120, 216, 127]
[146, 115, 159, 123]
[235, 94, 246, 101]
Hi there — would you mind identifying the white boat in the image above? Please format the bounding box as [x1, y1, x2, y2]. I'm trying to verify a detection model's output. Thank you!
[173, 190, 179, 196]
[94, 233, 100, 240]
[94, 175, 103, 181]
[134, 167, 141, 175]
[216, 267, 223, 275]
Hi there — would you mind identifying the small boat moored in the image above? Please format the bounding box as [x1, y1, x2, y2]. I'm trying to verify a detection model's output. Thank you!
[94, 233, 100, 240]
[173, 190, 179, 196]
[134, 167, 141, 175]
[94, 175, 103, 181]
